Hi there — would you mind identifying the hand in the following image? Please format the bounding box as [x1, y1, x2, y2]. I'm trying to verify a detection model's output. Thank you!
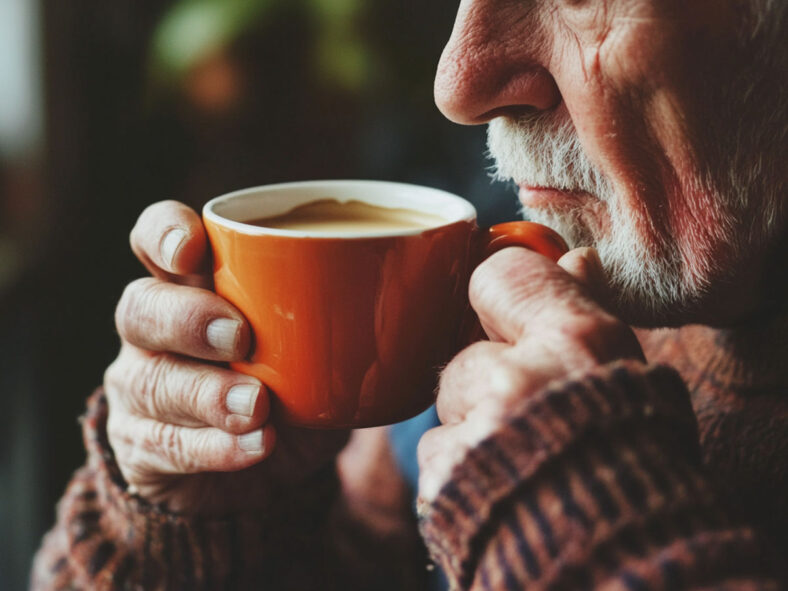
[104, 201, 347, 513]
[417, 247, 644, 502]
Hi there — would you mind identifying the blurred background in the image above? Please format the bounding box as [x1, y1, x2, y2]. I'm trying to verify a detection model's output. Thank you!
[0, 0, 518, 587]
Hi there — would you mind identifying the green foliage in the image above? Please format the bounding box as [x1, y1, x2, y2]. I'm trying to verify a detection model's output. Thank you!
[151, 0, 271, 77]
[306, 0, 368, 89]
[150, 0, 371, 92]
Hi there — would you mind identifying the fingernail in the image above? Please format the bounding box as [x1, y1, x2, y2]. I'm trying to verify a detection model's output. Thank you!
[226, 384, 260, 417]
[161, 228, 187, 272]
[238, 429, 264, 454]
[206, 318, 241, 355]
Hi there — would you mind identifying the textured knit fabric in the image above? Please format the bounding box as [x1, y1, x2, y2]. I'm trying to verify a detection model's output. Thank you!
[643, 325, 788, 562]
[31, 393, 428, 591]
[30, 392, 342, 590]
[418, 360, 784, 590]
[31, 328, 788, 589]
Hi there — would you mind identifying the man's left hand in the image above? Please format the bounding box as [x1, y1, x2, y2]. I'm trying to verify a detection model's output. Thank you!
[417, 247, 645, 502]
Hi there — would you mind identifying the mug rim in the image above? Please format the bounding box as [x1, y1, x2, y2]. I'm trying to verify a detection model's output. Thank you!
[203, 179, 478, 239]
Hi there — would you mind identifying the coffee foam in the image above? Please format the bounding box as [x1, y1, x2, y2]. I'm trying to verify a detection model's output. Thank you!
[246, 199, 447, 234]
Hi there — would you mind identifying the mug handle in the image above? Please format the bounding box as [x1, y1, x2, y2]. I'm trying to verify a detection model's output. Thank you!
[460, 221, 569, 345]
[483, 221, 569, 263]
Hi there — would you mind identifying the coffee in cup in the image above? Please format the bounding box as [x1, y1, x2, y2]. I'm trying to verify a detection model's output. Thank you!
[203, 180, 567, 429]
[246, 198, 446, 234]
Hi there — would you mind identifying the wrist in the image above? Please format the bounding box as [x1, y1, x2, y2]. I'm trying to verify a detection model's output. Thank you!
[51, 390, 341, 588]
[419, 361, 703, 588]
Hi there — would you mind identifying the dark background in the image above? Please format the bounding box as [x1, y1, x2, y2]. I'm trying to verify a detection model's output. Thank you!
[0, 1, 518, 587]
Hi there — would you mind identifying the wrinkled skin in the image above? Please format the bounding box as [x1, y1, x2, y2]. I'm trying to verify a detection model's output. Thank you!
[104, 0, 784, 522]
[105, 201, 347, 513]
[419, 246, 644, 501]
[436, 0, 778, 327]
[420, 0, 785, 499]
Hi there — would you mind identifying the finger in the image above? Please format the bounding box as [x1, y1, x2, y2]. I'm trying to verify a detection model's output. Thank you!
[105, 345, 269, 434]
[107, 412, 277, 476]
[130, 200, 209, 280]
[436, 340, 554, 425]
[417, 422, 493, 503]
[477, 318, 506, 343]
[116, 277, 251, 361]
[469, 247, 602, 344]
[557, 247, 612, 309]
[417, 424, 466, 501]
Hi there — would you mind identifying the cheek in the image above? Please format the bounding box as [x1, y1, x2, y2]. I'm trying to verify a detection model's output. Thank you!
[565, 75, 732, 285]
[544, 2, 744, 296]
[555, 75, 674, 256]
[551, 17, 725, 268]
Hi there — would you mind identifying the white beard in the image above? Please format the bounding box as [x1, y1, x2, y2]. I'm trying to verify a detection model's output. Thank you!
[487, 115, 699, 324]
[485, 18, 786, 326]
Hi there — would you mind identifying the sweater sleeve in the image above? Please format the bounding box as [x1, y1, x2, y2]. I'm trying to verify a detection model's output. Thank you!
[30, 391, 341, 591]
[418, 361, 784, 590]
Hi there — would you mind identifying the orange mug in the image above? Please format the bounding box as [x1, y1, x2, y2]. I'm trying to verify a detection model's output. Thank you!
[203, 180, 567, 429]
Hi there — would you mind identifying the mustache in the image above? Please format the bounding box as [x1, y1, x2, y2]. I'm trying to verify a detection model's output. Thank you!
[486, 114, 612, 198]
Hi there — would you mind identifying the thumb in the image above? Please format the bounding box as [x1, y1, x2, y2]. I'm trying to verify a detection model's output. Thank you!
[557, 247, 612, 308]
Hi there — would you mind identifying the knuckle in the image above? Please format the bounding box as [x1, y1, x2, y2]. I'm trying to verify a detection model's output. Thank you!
[106, 413, 141, 475]
[559, 314, 603, 343]
[216, 434, 242, 469]
[478, 248, 541, 284]
[470, 252, 518, 303]
[442, 341, 503, 382]
[559, 312, 622, 345]
[106, 411, 125, 450]
[439, 344, 478, 393]
[133, 353, 176, 417]
[438, 343, 515, 422]
[151, 422, 192, 472]
[468, 259, 500, 310]
[416, 429, 439, 468]
[450, 340, 487, 367]
[186, 367, 224, 417]
[439, 349, 470, 391]
[485, 358, 525, 400]
[195, 429, 236, 472]
[104, 346, 145, 407]
[555, 312, 632, 364]
[116, 278, 162, 340]
[181, 301, 214, 348]
[114, 284, 135, 336]
[103, 358, 123, 395]
[469, 251, 548, 317]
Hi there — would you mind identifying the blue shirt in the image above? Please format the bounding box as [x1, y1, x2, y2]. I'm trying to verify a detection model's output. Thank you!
[388, 406, 449, 590]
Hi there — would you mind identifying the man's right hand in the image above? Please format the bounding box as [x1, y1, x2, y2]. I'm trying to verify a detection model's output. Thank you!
[104, 200, 347, 513]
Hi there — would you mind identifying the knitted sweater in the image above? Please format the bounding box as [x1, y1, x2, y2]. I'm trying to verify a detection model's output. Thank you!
[31, 327, 787, 589]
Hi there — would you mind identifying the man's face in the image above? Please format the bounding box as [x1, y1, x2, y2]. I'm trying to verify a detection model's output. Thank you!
[435, 0, 786, 326]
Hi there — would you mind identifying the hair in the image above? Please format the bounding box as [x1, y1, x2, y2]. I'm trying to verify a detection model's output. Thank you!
[700, 0, 787, 247]
[749, 0, 787, 44]
[487, 1, 787, 326]
[487, 115, 696, 325]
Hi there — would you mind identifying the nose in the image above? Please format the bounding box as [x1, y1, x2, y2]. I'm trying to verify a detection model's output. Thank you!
[434, 2, 560, 125]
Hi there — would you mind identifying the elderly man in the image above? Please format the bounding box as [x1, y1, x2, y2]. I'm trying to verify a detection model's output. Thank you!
[33, 0, 786, 589]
